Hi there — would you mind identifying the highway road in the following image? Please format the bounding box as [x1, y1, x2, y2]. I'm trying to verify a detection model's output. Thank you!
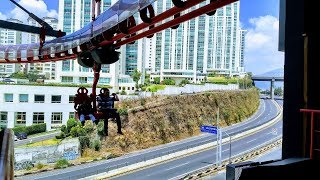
[16, 99, 280, 180]
[110, 100, 282, 180]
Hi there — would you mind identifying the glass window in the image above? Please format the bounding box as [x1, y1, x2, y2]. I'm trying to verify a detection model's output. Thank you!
[69, 95, 75, 103]
[33, 112, 44, 124]
[79, 77, 87, 83]
[51, 95, 61, 103]
[19, 94, 28, 102]
[51, 112, 62, 124]
[61, 76, 73, 82]
[69, 112, 75, 119]
[0, 111, 8, 129]
[34, 95, 45, 103]
[15, 112, 26, 126]
[4, 94, 13, 102]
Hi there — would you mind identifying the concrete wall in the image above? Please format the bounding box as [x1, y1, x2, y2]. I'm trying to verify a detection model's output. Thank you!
[139, 83, 239, 97]
[14, 138, 80, 170]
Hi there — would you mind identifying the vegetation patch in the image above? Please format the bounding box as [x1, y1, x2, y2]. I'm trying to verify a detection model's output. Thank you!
[145, 84, 166, 92]
[105, 89, 259, 154]
[19, 138, 62, 148]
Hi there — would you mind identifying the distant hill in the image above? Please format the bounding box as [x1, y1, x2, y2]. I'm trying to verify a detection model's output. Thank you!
[254, 68, 284, 90]
[258, 68, 284, 77]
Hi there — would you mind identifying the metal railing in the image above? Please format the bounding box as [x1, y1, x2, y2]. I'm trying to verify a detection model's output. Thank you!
[300, 109, 320, 159]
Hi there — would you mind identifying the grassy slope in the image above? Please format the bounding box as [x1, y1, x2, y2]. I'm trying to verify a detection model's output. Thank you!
[102, 89, 259, 155]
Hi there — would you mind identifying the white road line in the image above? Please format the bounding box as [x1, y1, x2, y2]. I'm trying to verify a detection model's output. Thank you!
[222, 148, 230, 153]
[247, 138, 257, 144]
[165, 162, 189, 171]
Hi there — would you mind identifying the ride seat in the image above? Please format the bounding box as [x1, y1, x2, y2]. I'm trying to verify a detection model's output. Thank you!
[73, 87, 103, 120]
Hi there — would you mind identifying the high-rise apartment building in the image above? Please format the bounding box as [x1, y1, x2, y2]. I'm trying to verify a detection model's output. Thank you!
[146, 1, 245, 84]
[26, 17, 58, 80]
[0, 18, 22, 78]
[56, 0, 132, 90]
[56, 0, 245, 87]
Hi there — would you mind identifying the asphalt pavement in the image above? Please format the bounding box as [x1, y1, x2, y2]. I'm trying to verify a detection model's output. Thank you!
[16, 99, 280, 180]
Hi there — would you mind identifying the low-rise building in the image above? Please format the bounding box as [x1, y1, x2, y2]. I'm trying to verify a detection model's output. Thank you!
[0, 84, 135, 130]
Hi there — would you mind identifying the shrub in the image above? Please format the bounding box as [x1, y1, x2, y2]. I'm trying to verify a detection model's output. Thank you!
[79, 136, 90, 154]
[140, 98, 146, 106]
[70, 126, 78, 137]
[179, 79, 189, 86]
[162, 79, 175, 85]
[117, 108, 128, 116]
[26, 123, 46, 135]
[67, 118, 77, 133]
[153, 77, 160, 84]
[12, 126, 25, 134]
[55, 132, 66, 139]
[91, 139, 101, 151]
[83, 121, 94, 133]
[61, 125, 67, 134]
[120, 90, 127, 95]
[77, 126, 86, 137]
[12, 123, 46, 135]
[55, 159, 69, 169]
[35, 163, 44, 169]
[97, 121, 105, 136]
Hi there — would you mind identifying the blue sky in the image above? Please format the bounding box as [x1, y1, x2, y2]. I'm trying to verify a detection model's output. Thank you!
[0, 0, 283, 75]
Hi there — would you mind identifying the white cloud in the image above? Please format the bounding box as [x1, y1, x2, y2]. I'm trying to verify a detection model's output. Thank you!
[9, 0, 57, 23]
[0, 12, 7, 20]
[244, 15, 284, 75]
[47, 9, 58, 18]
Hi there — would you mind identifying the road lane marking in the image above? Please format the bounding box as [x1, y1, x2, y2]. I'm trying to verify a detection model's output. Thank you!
[222, 149, 229, 153]
[165, 162, 189, 171]
[247, 139, 257, 144]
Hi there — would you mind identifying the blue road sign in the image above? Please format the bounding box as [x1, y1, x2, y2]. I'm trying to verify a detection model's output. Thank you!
[200, 125, 217, 134]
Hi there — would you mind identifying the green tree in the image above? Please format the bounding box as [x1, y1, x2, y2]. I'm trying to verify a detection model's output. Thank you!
[239, 73, 253, 89]
[163, 79, 175, 85]
[10, 72, 27, 79]
[274, 87, 283, 96]
[208, 71, 217, 77]
[27, 70, 41, 82]
[154, 77, 160, 84]
[179, 79, 189, 86]
[145, 73, 150, 85]
[131, 69, 142, 90]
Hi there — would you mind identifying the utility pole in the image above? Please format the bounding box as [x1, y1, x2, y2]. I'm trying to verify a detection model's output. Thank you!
[216, 107, 222, 167]
[224, 131, 232, 164]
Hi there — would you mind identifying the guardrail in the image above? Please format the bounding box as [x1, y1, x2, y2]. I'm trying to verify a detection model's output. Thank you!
[0, 128, 14, 179]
